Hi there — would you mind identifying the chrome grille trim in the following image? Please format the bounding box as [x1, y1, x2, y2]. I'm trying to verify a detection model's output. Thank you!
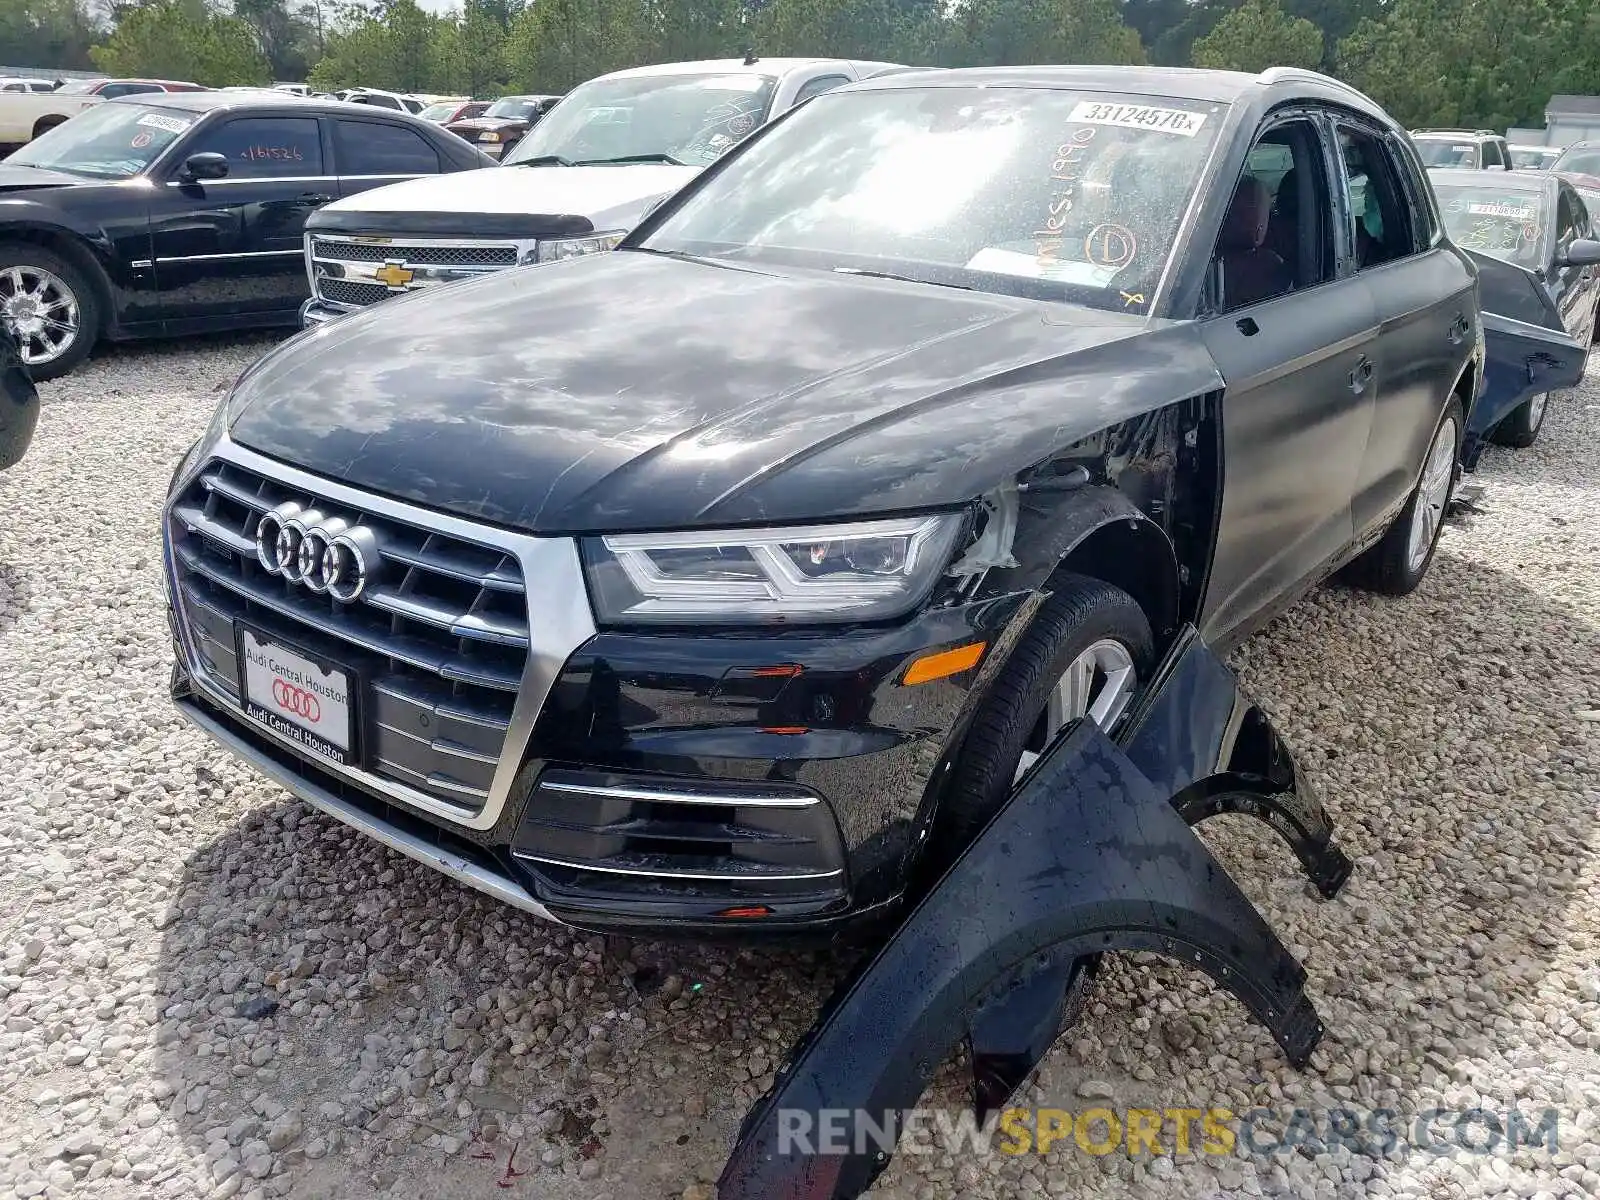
[306, 232, 537, 310]
[511, 851, 844, 882]
[539, 779, 820, 810]
[164, 434, 598, 832]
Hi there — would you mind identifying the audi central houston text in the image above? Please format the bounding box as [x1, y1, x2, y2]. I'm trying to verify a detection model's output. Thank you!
[164, 65, 1575, 939]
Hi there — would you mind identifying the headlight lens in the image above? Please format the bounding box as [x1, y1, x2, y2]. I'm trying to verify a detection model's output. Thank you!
[535, 231, 627, 263]
[581, 514, 964, 626]
[479, 131, 500, 143]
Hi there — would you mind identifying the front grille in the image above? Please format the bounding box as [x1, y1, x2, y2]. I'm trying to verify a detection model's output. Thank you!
[312, 239, 518, 267]
[315, 277, 391, 308]
[168, 461, 530, 817]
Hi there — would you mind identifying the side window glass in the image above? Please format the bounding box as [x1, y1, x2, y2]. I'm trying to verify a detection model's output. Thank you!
[1555, 190, 1579, 249]
[793, 74, 851, 106]
[336, 121, 441, 176]
[1337, 126, 1416, 269]
[1481, 141, 1499, 169]
[102, 83, 162, 99]
[185, 117, 324, 178]
[1211, 118, 1333, 313]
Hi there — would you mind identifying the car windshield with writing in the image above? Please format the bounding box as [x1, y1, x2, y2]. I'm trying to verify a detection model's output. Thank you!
[503, 72, 777, 167]
[1433, 180, 1548, 268]
[636, 86, 1225, 313]
[1413, 138, 1478, 168]
[6, 101, 195, 179]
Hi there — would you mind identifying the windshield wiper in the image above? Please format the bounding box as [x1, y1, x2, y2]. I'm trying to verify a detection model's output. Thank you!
[512, 154, 574, 167]
[573, 153, 688, 167]
[832, 267, 973, 292]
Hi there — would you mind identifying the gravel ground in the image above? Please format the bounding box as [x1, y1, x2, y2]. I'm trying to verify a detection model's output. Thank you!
[1, 334, 1598, 1200]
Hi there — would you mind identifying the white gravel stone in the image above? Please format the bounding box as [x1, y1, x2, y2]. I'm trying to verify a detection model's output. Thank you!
[0, 337, 1597, 1200]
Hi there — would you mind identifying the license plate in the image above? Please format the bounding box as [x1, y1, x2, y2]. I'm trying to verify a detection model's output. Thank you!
[237, 626, 356, 766]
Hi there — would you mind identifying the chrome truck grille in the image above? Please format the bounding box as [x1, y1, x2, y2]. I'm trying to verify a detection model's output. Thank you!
[306, 234, 534, 312]
[164, 438, 595, 832]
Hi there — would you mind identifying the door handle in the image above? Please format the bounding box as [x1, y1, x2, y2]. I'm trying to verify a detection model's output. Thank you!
[298, 191, 333, 205]
[1447, 313, 1470, 344]
[1347, 356, 1373, 394]
[1235, 316, 1259, 336]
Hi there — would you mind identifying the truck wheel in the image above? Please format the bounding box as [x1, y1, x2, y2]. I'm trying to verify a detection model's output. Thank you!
[1345, 397, 1463, 596]
[931, 574, 1154, 861]
[0, 244, 101, 380]
[1488, 391, 1547, 449]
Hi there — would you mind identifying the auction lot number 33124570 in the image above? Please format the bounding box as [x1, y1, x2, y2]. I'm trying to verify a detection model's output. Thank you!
[237, 628, 354, 766]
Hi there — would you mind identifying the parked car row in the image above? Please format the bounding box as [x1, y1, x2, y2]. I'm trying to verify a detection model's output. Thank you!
[152, 65, 1592, 945]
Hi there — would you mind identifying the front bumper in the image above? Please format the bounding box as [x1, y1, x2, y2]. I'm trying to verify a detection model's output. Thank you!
[298, 297, 341, 327]
[164, 440, 1021, 936]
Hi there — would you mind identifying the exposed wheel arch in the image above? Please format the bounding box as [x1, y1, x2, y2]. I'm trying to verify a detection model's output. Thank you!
[0, 229, 114, 339]
[30, 115, 66, 141]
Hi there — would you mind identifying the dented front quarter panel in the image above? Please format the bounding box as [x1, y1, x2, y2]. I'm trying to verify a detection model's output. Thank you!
[717, 629, 1349, 1200]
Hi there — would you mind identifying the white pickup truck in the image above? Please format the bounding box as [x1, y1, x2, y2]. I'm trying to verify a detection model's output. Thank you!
[0, 87, 101, 153]
[0, 78, 203, 154]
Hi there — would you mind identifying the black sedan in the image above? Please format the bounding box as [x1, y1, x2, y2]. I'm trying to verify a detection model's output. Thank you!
[0, 92, 494, 378]
[1432, 168, 1600, 448]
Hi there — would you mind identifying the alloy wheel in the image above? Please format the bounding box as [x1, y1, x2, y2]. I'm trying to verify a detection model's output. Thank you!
[0, 265, 80, 368]
[1013, 638, 1138, 782]
[1406, 414, 1458, 574]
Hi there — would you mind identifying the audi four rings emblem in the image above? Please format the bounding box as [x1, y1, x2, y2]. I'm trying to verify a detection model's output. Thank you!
[271, 678, 322, 721]
[254, 501, 380, 603]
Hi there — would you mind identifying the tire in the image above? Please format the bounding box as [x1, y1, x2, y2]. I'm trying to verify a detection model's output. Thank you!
[930, 574, 1155, 863]
[1345, 397, 1464, 596]
[0, 242, 101, 380]
[1488, 390, 1548, 449]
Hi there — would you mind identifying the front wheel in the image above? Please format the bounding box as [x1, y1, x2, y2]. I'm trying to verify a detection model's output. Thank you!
[0, 244, 100, 380]
[1345, 397, 1463, 596]
[931, 574, 1155, 863]
[1489, 390, 1548, 449]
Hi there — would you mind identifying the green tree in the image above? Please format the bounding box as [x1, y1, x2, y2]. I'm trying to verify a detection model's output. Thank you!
[1191, 0, 1323, 73]
[940, 0, 1144, 67]
[503, 0, 647, 92]
[0, 0, 99, 72]
[90, 2, 272, 86]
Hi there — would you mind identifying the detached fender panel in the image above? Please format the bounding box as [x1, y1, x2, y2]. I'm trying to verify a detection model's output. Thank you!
[0, 323, 38, 470]
[718, 630, 1347, 1200]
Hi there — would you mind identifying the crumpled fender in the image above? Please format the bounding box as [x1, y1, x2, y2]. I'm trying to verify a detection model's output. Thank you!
[717, 628, 1350, 1200]
[1463, 250, 1588, 466]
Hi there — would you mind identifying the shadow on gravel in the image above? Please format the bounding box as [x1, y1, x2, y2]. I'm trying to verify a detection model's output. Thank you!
[0, 560, 32, 638]
[149, 550, 1599, 1199]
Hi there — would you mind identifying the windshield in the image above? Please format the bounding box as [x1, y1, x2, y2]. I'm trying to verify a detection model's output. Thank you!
[1434, 183, 1547, 267]
[486, 98, 538, 120]
[1554, 146, 1600, 176]
[505, 72, 776, 167]
[419, 103, 456, 121]
[1414, 139, 1479, 168]
[1510, 147, 1558, 170]
[7, 102, 194, 179]
[55, 79, 105, 95]
[639, 87, 1225, 313]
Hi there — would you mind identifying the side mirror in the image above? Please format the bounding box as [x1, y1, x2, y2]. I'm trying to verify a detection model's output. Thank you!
[1559, 238, 1600, 268]
[179, 152, 229, 183]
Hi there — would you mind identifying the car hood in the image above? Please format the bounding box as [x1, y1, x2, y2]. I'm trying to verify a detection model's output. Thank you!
[225, 252, 1221, 533]
[319, 163, 698, 220]
[0, 165, 86, 192]
[449, 116, 524, 133]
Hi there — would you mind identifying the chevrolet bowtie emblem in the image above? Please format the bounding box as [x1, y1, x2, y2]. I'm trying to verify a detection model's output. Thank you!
[373, 260, 414, 289]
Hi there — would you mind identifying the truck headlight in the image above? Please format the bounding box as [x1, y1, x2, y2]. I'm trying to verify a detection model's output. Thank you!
[479, 131, 500, 143]
[533, 231, 627, 263]
[580, 514, 964, 626]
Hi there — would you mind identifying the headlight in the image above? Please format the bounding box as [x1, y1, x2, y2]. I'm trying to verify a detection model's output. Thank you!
[581, 514, 964, 626]
[168, 437, 202, 496]
[479, 131, 500, 143]
[534, 231, 627, 263]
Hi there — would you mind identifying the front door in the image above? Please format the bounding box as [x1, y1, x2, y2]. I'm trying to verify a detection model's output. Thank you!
[1199, 115, 1378, 644]
[149, 114, 334, 324]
